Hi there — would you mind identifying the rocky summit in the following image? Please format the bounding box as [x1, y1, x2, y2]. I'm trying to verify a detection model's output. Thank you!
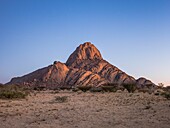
[8, 42, 155, 88]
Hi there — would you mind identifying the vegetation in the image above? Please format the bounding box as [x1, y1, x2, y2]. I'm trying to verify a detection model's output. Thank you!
[163, 92, 170, 100]
[158, 83, 164, 88]
[90, 87, 103, 92]
[72, 87, 79, 92]
[55, 96, 68, 103]
[77, 86, 92, 92]
[123, 83, 136, 93]
[59, 86, 72, 91]
[33, 86, 46, 91]
[161, 86, 170, 100]
[101, 86, 117, 92]
[138, 88, 152, 94]
[101, 83, 118, 92]
[0, 85, 29, 99]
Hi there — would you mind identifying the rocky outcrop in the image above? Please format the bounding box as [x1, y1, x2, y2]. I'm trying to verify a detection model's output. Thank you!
[66, 42, 102, 66]
[136, 77, 155, 88]
[7, 42, 154, 88]
[66, 42, 135, 85]
[9, 61, 107, 87]
[67, 59, 135, 84]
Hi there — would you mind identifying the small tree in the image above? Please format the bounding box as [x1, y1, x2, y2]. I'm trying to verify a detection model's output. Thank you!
[158, 83, 164, 88]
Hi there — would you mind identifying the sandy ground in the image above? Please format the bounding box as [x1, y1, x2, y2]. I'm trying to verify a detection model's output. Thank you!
[0, 90, 170, 128]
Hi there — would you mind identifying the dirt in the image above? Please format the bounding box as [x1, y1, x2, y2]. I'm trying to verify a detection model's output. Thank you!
[0, 90, 170, 128]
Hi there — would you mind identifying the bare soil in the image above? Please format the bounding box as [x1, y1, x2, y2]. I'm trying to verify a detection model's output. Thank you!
[0, 91, 170, 128]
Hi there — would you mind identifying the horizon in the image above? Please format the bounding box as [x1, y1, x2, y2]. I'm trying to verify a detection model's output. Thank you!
[0, 0, 170, 86]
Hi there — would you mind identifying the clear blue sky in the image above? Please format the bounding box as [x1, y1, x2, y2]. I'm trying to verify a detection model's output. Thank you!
[0, 0, 170, 85]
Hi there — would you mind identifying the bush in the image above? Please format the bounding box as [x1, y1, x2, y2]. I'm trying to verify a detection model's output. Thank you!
[101, 86, 117, 92]
[101, 83, 118, 92]
[0, 85, 28, 99]
[90, 87, 103, 92]
[33, 86, 46, 91]
[161, 92, 170, 100]
[72, 87, 79, 92]
[163, 86, 170, 92]
[55, 96, 68, 103]
[77, 86, 92, 92]
[123, 83, 136, 93]
[59, 86, 72, 91]
[138, 88, 150, 93]
[0, 91, 26, 99]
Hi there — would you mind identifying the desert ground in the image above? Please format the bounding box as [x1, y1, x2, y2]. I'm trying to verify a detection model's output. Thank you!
[0, 90, 170, 128]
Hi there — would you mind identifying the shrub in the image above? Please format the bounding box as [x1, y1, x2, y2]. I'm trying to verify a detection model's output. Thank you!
[77, 86, 92, 92]
[138, 88, 150, 93]
[123, 83, 136, 93]
[116, 86, 125, 91]
[55, 96, 68, 103]
[90, 87, 103, 92]
[59, 86, 72, 91]
[0, 91, 26, 99]
[72, 88, 79, 92]
[0, 85, 28, 99]
[101, 86, 117, 92]
[163, 86, 170, 92]
[161, 92, 170, 100]
[33, 86, 46, 91]
[101, 83, 118, 92]
[144, 105, 151, 109]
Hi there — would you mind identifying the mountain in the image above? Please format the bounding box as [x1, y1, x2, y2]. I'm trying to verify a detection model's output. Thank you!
[7, 42, 155, 88]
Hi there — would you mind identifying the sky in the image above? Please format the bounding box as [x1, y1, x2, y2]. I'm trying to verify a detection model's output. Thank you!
[0, 0, 170, 85]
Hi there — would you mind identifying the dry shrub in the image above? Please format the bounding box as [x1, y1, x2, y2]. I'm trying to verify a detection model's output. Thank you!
[59, 86, 72, 91]
[33, 86, 46, 91]
[161, 86, 170, 100]
[77, 86, 92, 92]
[138, 88, 151, 93]
[123, 83, 136, 93]
[55, 96, 68, 103]
[161, 92, 170, 100]
[90, 87, 103, 92]
[72, 87, 79, 92]
[101, 83, 118, 92]
[0, 85, 29, 99]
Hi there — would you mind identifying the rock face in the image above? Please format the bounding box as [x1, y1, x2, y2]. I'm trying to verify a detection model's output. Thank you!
[66, 42, 135, 85]
[8, 42, 155, 87]
[66, 42, 102, 66]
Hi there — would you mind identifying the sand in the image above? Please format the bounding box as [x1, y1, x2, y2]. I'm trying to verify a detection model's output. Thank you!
[0, 90, 170, 128]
